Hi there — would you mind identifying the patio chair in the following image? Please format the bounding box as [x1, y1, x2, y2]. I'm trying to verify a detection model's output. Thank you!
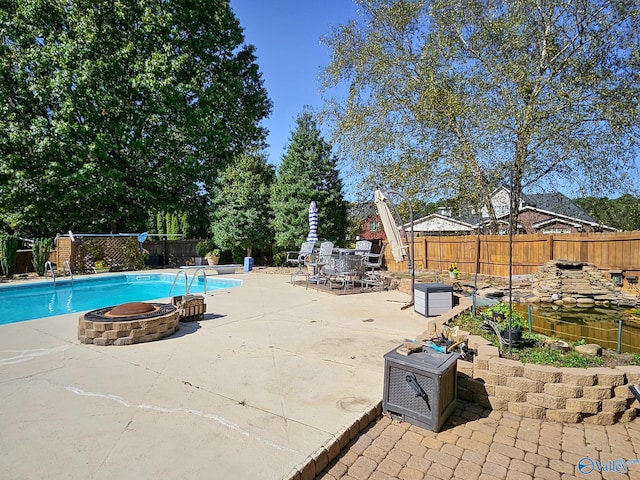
[287, 241, 315, 284]
[306, 241, 334, 289]
[362, 250, 384, 287]
[354, 240, 372, 257]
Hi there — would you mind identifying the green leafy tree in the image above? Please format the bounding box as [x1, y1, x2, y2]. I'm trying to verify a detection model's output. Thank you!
[271, 111, 348, 249]
[322, 0, 640, 231]
[0, 0, 271, 237]
[210, 152, 275, 257]
[575, 195, 640, 231]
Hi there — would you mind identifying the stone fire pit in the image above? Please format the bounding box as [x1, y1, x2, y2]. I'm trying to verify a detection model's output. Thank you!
[78, 302, 179, 346]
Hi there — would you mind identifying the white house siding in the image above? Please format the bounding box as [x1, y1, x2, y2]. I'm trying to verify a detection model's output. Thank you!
[413, 215, 474, 233]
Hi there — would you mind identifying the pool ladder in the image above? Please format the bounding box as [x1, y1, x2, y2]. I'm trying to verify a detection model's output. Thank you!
[169, 269, 207, 299]
[44, 261, 56, 283]
[63, 259, 73, 282]
[44, 260, 73, 285]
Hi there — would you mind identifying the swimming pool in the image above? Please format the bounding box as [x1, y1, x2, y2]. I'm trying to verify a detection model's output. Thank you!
[0, 273, 241, 325]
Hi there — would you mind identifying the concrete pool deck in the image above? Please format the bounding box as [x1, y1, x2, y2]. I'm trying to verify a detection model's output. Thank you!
[0, 270, 430, 479]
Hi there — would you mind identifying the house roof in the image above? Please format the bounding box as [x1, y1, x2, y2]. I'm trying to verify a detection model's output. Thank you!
[403, 189, 619, 233]
[520, 193, 597, 223]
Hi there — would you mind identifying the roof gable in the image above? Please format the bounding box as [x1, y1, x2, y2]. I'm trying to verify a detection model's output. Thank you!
[411, 214, 475, 232]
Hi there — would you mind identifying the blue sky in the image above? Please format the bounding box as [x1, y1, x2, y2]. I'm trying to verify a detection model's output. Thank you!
[229, 0, 360, 167]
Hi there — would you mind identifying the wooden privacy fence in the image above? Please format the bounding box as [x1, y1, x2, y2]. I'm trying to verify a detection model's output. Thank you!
[384, 231, 640, 281]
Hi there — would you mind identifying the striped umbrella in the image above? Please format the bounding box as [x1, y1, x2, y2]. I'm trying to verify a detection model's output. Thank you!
[306, 201, 319, 243]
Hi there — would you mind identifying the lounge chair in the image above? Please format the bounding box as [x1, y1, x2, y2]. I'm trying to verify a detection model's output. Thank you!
[287, 241, 315, 284]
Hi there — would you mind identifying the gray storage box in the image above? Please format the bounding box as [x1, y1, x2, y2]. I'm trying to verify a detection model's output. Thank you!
[414, 282, 453, 317]
[383, 347, 458, 432]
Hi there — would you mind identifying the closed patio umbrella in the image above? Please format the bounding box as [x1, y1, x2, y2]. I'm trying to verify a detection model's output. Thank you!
[375, 188, 415, 307]
[374, 189, 404, 262]
[307, 201, 319, 243]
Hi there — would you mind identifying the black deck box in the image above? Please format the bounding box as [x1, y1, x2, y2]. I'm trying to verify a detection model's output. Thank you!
[383, 346, 458, 432]
[414, 282, 453, 317]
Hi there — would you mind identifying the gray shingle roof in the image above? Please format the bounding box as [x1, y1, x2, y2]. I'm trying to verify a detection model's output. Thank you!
[520, 193, 597, 223]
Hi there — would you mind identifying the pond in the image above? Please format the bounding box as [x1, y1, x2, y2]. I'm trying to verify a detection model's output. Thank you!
[513, 303, 640, 354]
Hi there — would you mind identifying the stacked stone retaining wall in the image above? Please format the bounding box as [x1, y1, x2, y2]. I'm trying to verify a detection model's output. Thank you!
[421, 299, 640, 426]
[456, 355, 640, 425]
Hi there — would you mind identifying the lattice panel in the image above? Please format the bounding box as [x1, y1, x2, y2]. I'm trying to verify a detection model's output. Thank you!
[73, 237, 142, 273]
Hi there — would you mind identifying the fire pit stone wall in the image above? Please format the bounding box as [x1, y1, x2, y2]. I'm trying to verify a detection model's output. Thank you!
[78, 304, 180, 346]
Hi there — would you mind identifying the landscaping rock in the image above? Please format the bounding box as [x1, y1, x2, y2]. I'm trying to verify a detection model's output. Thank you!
[575, 344, 603, 357]
[533, 260, 636, 307]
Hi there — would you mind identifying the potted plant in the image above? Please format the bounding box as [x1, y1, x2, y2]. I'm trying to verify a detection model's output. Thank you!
[497, 310, 524, 346]
[196, 239, 218, 265]
[93, 260, 110, 273]
[205, 248, 221, 265]
[448, 263, 460, 279]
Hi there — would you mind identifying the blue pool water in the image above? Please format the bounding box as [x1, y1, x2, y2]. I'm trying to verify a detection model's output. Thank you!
[0, 273, 241, 325]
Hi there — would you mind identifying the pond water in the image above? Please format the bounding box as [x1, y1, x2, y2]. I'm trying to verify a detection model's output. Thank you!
[513, 303, 640, 354]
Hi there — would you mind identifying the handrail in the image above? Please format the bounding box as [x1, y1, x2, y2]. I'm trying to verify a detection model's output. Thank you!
[187, 267, 207, 295]
[44, 261, 56, 284]
[63, 259, 73, 282]
[169, 270, 189, 298]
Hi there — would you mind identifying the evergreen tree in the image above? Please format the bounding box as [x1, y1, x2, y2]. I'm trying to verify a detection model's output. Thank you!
[271, 112, 348, 249]
[156, 213, 166, 240]
[211, 152, 275, 257]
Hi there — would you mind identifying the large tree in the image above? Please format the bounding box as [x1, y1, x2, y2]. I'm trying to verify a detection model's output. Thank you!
[575, 195, 640, 231]
[0, 0, 271, 237]
[271, 111, 348, 249]
[210, 152, 275, 258]
[322, 0, 640, 230]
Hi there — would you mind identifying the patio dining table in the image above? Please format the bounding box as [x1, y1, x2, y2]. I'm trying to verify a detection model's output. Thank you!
[323, 253, 364, 290]
[333, 247, 356, 256]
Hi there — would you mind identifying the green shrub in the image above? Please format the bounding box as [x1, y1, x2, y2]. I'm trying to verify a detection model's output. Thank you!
[31, 238, 54, 276]
[196, 239, 217, 258]
[481, 302, 526, 330]
[0, 234, 18, 278]
[121, 238, 147, 271]
[272, 251, 287, 266]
